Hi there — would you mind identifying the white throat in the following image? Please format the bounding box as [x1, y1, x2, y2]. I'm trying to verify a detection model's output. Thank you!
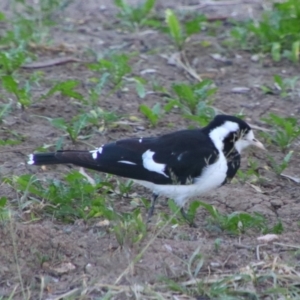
[209, 121, 239, 151]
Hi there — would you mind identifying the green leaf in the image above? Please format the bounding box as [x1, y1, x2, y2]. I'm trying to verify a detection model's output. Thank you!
[271, 42, 281, 62]
[135, 78, 146, 98]
[43, 80, 83, 100]
[0, 11, 6, 21]
[141, 0, 156, 17]
[292, 41, 300, 62]
[50, 118, 67, 130]
[0, 197, 7, 208]
[185, 15, 206, 36]
[165, 9, 183, 49]
[2, 75, 18, 93]
[139, 104, 158, 126]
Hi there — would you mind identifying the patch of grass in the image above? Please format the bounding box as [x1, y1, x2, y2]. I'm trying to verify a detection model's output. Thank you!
[196, 201, 266, 234]
[261, 74, 300, 99]
[165, 80, 217, 126]
[165, 9, 206, 50]
[43, 79, 84, 102]
[113, 209, 147, 247]
[6, 172, 148, 247]
[9, 0, 72, 44]
[165, 199, 268, 234]
[0, 196, 9, 223]
[261, 113, 300, 152]
[139, 103, 164, 127]
[0, 100, 13, 124]
[173, 80, 217, 114]
[230, 0, 300, 62]
[5, 172, 113, 222]
[267, 150, 293, 175]
[236, 158, 263, 184]
[114, 0, 156, 29]
[88, 53, 132, 98]
[46, 114, 91, 144]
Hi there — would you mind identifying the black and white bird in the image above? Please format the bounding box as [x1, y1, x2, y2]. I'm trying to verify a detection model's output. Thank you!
[28, 115, 265, 224]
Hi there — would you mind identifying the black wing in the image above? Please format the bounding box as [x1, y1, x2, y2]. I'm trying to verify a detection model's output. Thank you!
[91, 129, 220, 184]
[30, 129, 220, 185]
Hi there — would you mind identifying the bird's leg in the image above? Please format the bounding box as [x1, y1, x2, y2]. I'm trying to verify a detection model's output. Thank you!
[180, 208, 197, 228]
[147, 193, 159, 222]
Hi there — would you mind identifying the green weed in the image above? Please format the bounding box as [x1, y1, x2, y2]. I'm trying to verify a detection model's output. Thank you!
[114, 0, 156, 29]
[0, 197, 9, 223]
[88, 53, 132, 98]
[267, 150, 293, 175]
[165, 80, 217, 123]
[261, 113, 300, 152]
[165, 9, 206, 50]
[139, 103, 164, 127]
[43, 79, 84, 101]
[236, 158, 262, 184]
[113, 209, 147, 247]
[9, 0, 72, 44]
[0, 100, 13, 123]
[230, 0, 300, 62]
[6, 172, 113, 222]
[274, 74, 299, 98]
[7, 172, 147, 246]
[47, 114, 91, 144]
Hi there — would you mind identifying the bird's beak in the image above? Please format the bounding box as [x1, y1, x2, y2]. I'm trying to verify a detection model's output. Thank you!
[252, 139, 266, 150]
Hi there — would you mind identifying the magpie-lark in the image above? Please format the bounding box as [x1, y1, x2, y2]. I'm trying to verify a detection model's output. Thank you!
[28, 115, 265, 225]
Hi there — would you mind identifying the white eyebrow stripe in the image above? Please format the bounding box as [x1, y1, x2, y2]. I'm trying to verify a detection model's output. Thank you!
[118, 160, 137, 165]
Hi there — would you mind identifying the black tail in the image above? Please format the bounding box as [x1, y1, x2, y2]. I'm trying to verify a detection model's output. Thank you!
[28, 151, 97, 168]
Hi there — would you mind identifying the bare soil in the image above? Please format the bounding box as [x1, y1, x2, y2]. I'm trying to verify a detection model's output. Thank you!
[1, 0, 300, 299]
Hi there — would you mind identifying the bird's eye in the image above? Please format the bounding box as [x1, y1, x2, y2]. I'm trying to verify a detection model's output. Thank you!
[253, 138, 257, 142]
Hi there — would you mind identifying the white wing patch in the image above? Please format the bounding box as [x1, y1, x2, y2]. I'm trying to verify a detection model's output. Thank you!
[142, 150, 169, 178]
[118, 160, 137, 165]
[90, 146, 103, 159]
[27, 154, 34, 165]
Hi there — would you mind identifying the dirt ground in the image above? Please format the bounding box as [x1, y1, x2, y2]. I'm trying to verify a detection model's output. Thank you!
[1, 0, 300, 299]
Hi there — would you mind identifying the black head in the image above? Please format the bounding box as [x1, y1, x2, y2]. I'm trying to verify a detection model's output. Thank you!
[204, 114, 265, 153]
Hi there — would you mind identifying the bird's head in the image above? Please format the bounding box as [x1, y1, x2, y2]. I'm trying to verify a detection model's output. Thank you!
[206, 115, 265, 153]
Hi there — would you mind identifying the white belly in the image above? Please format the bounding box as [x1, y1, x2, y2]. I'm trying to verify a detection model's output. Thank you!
[135, 152, 228, 207]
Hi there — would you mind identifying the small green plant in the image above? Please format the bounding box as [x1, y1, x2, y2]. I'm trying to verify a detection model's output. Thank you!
[167, 80, 217, 120]
[267, 150, 293, 175]
[9, 0, 72, 44]
[0, 100, 13, 123]
[47, 114, 91, 144]
[113, 209, 147, 247]
[0, 196, 9, 223]
[204, 203, 267, 234]
[117, 179, 134, 197]
[139, 103, 164, 126]
[43, 79, 84, 101]
[2, 75, 32, 108]
[0, 48, 29, 76]
[261, 113, 300, 152]
[6, 172, 114, 222]
[237, 158, 261, 184]
[184, 201, 267, 234]
[230, 0, 300, 62]
[88, 53, 132, 99]
[274, 74, 299, 98]
[87, 107, 119, 128]
[165, 9, 206, 50]
[114, 0, 156, 29]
